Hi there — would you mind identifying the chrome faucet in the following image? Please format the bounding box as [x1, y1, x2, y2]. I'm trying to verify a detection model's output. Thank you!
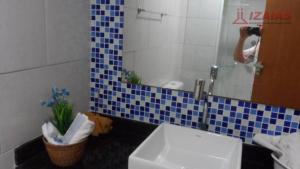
[208, 65, 218, 95]
[194, 65, 218, 130]
[193, 79, 206, 100]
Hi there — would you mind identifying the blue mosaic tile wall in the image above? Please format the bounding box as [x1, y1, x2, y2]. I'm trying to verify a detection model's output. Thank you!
[90, 0, 300, 144]
[208, 96, 300, 143]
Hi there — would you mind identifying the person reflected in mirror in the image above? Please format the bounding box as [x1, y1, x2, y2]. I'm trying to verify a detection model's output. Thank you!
[234, 26, 262, 64]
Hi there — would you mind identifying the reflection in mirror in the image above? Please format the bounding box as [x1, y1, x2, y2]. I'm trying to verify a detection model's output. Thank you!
[215, 0, 266, 101]
[123, 0, 300, 109]
[123, 0, 224, 90]
[123, 0, 266, 100]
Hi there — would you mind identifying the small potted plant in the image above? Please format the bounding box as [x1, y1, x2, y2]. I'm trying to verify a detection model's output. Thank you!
[41, 87, 88, 167]
[122, 69, 142, 84]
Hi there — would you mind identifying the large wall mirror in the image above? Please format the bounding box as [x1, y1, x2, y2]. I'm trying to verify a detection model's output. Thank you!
[122, 0, 300, 109]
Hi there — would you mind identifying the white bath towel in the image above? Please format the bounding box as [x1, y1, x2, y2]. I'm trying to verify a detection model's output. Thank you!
[42, 113, 95, 145]
[42, 122, 63, 145]
[253, 134, 282, 154]
[253, 133, 300, 169]
[62, 113, 95, 144]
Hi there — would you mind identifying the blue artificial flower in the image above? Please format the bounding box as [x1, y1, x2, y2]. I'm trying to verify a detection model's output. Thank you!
[41, 86, 71, 108]
[47, 99, 55, 107]
[61, 88, 70, 96]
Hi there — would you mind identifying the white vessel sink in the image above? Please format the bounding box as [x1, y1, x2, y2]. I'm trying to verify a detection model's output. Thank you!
[129, 123, 242, 169]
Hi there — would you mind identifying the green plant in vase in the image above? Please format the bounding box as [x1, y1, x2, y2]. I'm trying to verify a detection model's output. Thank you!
[41, 87, 74, 135]
[122, 69, 142, 85]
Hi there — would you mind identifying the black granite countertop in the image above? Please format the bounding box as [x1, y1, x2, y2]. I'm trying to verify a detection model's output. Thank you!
[15, 116, 274, 169]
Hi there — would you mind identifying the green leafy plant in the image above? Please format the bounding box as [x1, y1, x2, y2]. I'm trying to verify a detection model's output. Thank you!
[122, 69, 142, 85]
[41, 87, 73, 135]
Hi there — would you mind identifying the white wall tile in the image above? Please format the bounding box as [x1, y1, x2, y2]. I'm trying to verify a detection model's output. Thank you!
[124, 7, 149, 51]
[182, 45, 216, 72]
[134, 47, 173, 86]
[124, 0, 187, 88]
[0, 150, 14, 169]
[214, 64, 255, 100]
[0, 59, 89, 154]
[158, 45, 183, 81]
[148, 18, 169, 48]
[123, 51, 136, 71]
[125, 0, 140, 8]
[188, 0, 223, 19]
[162, 0, 188, 17]
[166, 16, 186, 44]
[0, 1, 89, 167]
[169, 44, 184, 76]
[134, 48, 161, 86]
[0, 0, 46, 73]
[185, 18, 219, 46]
[179, 0, 223, 92]
[143, 0, 162, 12]
[45, 0, 90, 64]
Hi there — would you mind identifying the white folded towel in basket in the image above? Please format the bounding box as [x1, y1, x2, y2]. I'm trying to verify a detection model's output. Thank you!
[62, 113, 95, 144]
[42, 122, 64, 145]
[42, 113, 95, 145]
[254, 132, 300, 169]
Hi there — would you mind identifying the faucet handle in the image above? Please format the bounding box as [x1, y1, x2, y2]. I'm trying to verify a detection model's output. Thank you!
[194, 79, 205, 100]
[210, 65, 218, 80]
[208, 65, 219, 96]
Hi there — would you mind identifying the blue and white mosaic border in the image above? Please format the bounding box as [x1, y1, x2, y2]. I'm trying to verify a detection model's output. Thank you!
[90, 0, 300, 144]
[208, 96, 300, 143]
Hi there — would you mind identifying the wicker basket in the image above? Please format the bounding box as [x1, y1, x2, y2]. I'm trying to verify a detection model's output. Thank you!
[43, 137, 88, 167]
